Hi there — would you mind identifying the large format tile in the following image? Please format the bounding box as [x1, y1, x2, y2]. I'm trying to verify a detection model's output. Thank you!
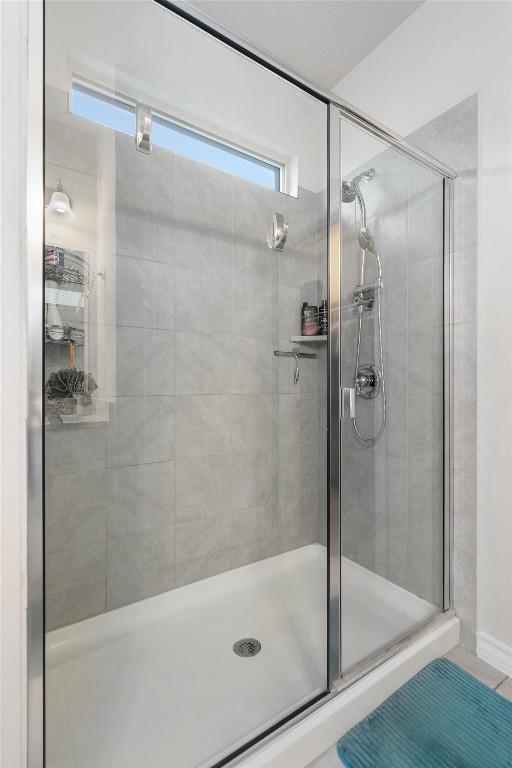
[175, 265, 232, 335]
[107, 461, 175, 538]
[231, 394, 277, 454]
[231, 449, 277, 510]
[45, 468, 107, 554]
[233, 225, 278, 284]
[107, 526, 175, 609]
[174, 199, 232, 277]
[175, 331, 232, 395]
[408, 395, 444, 466]
[278, 392, 318, 447]
[175, 547, 232, 588]
[107, 396, 174, 467]
[175, 394, 231, 458]
[408, 256, 444, 331]
[453, 396, 477, 473]
[231, 336, 276, 393]
[175, 455, 230, 522]
[232, 274, 277, 339]
[453, 245, 477, 324]
[407, 184, 444, 263]
[45, 423, 107, 470]
[277, 492, 320, 551]
[231, 502, 276, 551]
[453, 322, 477, 398]
[175, 154, 233, 220]
[116, 255, 175, 329]
[453, 469, 477, 553]
[46, 542, 106, 629]
[175, 512, 231, 563]
[115, 327, 174, 397]
[454, 172, 477, 250]
[408, 327, 444, 398]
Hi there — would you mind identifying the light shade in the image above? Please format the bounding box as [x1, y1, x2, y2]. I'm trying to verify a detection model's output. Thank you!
[48, 184, 72, 216]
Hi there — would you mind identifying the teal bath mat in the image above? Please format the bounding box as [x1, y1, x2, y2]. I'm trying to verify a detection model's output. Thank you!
[337, 658, 512, 768]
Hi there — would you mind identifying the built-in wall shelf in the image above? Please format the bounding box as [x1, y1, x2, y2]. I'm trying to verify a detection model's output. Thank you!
[290, 335, 327, 343]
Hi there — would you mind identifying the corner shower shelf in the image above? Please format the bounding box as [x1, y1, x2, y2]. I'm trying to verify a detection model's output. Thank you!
[290, 335, 327, 343]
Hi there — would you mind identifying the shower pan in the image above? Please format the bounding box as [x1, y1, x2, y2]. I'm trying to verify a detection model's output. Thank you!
[30, 2, 456, 767]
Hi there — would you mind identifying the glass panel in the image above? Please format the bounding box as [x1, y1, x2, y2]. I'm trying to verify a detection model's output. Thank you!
[340, 118, 444, 673]
[44, 2, 328, 767]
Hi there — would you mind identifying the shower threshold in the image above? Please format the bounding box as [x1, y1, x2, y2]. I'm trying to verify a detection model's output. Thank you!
[46, 545, 438, 768]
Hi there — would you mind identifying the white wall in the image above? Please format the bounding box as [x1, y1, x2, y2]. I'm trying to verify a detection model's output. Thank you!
[0, 2, 30, 765]
[335, 0, 512, 650]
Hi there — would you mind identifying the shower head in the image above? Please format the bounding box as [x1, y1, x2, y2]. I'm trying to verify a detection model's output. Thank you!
[358, 226, 376, 254]
[341, 168, 375, 203]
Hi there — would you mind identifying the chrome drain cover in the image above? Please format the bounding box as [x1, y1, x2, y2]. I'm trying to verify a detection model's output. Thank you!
[233, 638, 261, 657]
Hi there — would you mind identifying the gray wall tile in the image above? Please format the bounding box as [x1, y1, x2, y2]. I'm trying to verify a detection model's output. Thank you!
[176, 455, 230, 522]
[175, 394, 231, 458]
[107, 396, 174, 467]
[107, 461, 175, 538]
[175, 513, 231, 563]
[107, 526, 175, 609]
[231, 449, 277, 510]
[46, 542, 106, 629]
[45, 99, 327, 627]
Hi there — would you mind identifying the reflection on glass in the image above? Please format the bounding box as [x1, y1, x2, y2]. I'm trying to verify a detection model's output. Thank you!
[340, 118, 444, 673]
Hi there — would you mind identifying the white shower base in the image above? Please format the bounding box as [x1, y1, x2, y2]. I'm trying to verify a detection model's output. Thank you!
[46, 544, 437, 768]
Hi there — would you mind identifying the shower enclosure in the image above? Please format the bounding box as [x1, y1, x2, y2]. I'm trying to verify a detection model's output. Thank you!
[37, 2, 453, 767]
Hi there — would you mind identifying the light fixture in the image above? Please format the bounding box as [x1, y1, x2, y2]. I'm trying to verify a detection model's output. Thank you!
[48, 181, 72, 216]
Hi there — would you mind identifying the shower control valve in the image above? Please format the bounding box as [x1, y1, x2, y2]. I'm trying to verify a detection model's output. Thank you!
[355, 364, 383, 400]
[350, 285, 375, 310]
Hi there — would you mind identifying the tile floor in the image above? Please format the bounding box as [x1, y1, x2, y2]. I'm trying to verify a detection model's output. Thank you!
[307, 645, 512, 768]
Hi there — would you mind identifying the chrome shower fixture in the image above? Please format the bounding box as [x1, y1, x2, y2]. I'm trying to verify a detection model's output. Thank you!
[342, 167, 386, 444]
[358, 226, 377, 254]
[267, 212, 288, 250]
[341, 168, 375, 203]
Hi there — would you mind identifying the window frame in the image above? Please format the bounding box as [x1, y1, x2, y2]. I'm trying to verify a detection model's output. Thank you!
[70, 79, 284, 192]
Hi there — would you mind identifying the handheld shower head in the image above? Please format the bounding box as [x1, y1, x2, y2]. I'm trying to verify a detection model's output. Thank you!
[358, 226, 376, 254]
[341, 168, 375, 203]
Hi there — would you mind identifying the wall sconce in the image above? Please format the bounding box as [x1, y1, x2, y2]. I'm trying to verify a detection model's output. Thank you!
[48, 181, 72, 216]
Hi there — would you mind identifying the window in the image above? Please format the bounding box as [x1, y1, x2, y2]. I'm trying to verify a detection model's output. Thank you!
[72, 83, 135, 136]
[152, 115, 281, 191]
[70, 82, 282, 191]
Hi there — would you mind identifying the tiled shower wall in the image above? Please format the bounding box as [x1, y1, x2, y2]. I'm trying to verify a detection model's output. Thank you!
[44, 85, 327, 629]
[410, 96, 478, 648]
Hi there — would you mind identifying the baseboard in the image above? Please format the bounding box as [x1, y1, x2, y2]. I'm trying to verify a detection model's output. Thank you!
[477, 632, 512, 677]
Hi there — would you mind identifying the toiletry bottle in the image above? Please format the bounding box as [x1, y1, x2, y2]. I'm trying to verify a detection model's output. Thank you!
[303, 305, 318, 336]
[301, 302, 308, 335]
[319, 299, 328, 335]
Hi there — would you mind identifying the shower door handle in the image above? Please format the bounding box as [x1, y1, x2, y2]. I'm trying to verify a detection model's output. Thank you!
[340, 387, 356, 419]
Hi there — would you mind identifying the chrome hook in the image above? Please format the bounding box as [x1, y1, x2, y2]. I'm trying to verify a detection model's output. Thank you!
[267, 212, 288, 251]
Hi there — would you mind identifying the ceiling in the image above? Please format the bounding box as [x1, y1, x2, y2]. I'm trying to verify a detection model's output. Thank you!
[188, 0, 423, 89]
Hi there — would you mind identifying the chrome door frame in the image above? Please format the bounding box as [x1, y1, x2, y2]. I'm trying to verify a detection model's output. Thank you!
[27, 1, 44, 767]
[28, 1, 456, 766]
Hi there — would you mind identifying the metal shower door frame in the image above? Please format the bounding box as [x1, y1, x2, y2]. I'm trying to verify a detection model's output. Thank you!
[328, 105, 456, 689]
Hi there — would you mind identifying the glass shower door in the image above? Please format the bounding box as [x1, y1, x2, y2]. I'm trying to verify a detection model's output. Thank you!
[339, 116, 445, 673]
[44, 2, 329, 767]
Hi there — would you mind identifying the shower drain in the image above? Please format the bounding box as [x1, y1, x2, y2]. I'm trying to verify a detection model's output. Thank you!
[233, 638, 261, 657]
